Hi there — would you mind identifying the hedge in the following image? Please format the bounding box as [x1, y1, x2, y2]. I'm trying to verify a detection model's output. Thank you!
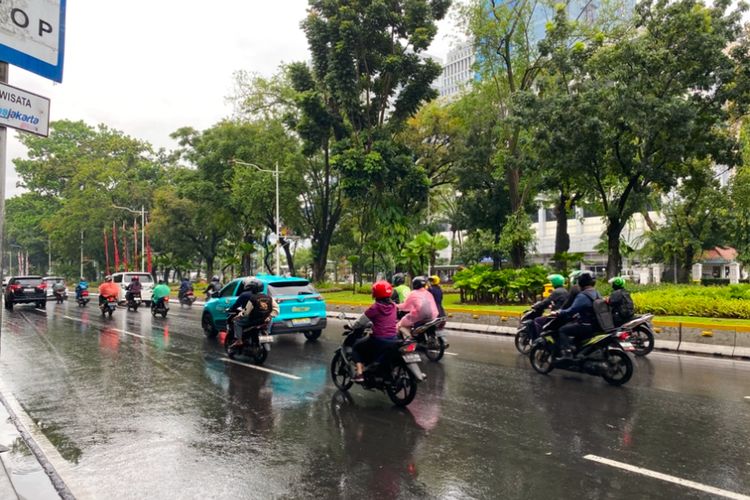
[632, 284, 750, 319]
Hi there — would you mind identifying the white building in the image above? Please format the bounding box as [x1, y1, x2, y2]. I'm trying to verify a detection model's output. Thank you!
[439, 41, 475, 98]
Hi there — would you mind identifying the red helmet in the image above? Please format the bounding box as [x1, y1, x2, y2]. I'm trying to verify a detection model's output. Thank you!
[371, 280, 393, 299]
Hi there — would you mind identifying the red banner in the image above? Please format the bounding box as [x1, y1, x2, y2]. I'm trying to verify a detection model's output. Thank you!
[113, 223, 120, 271]
[145, 223, 153, 274]
[104, 229, 110, 275]
[122, 222, 129, 271]
[133, 220, 138, 272]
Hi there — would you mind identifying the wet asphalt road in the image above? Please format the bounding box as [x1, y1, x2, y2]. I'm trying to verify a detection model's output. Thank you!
[0, 300, 748, 499]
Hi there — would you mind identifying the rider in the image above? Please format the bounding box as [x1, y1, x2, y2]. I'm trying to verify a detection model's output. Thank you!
[227, 277, 279, 350]
[205, 275, 222, 299]
[350, 280, 400, 383]
[178, 278, 193, 299]
[397, 276, 438, 339]
[551, 270, 601, 358]
[98, 275, 120, 306]
[52, 279, 67, 300]
[125, 276, 142, 303]
[391, 273, 411, 304]
[532, 274, 569, 335]
[561, 270, 583, 309]
[75, 277, 89, 300]
[607, 277, 635, 326]
[152, 279, 171, 308]
[427, 275, 446, 318]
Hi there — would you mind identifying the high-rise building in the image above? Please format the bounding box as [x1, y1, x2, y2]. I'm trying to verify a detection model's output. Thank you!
[439, 41, 475, 98]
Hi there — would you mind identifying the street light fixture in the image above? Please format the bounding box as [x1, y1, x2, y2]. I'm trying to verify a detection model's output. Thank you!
[112, 204, 148, 272]
[231, 159, 283, 276]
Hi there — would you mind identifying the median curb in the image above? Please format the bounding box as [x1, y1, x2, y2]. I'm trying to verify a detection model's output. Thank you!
[325, 306, 750, 361]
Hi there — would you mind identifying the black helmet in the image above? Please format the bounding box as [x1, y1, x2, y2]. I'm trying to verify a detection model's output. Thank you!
[158, 279, 165, 284]
[578, 270, 596, 288]
[392, 273, 405, 286]
[412, 276, 428, 290]
[211, 275, 220, 282]
[242, 277, 263, 293]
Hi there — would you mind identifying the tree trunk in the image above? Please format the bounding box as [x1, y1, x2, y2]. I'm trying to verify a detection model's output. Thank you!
[606, 220, 624, 278]
[682, 246, 696, 284]
[553, 194, 571, 268]
[205, 256, 214, 280]
[281, 238, 296, 276]
[312, 235, 332, 283]
[492, 231, 502, 270]
[241, 233, 253, 276]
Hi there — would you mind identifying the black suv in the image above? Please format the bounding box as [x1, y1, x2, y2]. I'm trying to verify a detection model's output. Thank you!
[4, 276, 47, 310]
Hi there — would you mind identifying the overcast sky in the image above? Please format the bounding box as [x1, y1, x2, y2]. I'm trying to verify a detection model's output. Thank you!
[3, 0, 462, 198]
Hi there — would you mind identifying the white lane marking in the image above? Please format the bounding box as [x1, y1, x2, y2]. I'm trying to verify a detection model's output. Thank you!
[745, 396, 750, 400]
[443, 351, 459, 356]
[220, 358, 301, 380]
[583, 455, 750, 500]
[63, 315, 147, 339]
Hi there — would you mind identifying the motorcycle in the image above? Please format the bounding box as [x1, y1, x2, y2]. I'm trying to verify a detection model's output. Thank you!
[224, 312, 273, 365]
[411, 317, 449, 362]
[100, 296, 117, 318]
[514, 307, 543, 354]
[151, 297, 169, 318]
[529, 318, 635, 386]
[77, 290, 90, 307]
[616, 314, 655, 356]
[53, 289, 65, 304]
[330, 315, 426, 407]
[126, 292, 142, 312]
[179, 290, 196, 307]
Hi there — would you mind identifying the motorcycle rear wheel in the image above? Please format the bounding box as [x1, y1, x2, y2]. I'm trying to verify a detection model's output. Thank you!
[601, 350, 633, 386]
[161, 310, 168, 318]
[514, 329, 532, 354]
[330, 351, 353, 391]
[386, 362, 418, 407]
[529, 343, 554, 374]
[630, 326, 654, 356]
[423, 335, 445, 362]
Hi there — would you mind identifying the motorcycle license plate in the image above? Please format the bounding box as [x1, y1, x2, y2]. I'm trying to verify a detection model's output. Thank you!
[402, 353, 421, 363]
[620, 342, 635, 351]
[292, 318, 311, 326]
[258, 335, 273, 343]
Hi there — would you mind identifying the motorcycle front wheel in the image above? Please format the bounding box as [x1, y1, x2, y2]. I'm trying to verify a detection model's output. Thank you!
[514, 328, 532, 355]
[386, 362, 418, 407]
[529, 343, 554, 374]
[423, 334, 445, 362]
[602, 350, 633, 386]
[630, 326, 654, 356]
[330, 351, 353, 392]
[251, 344, 268, 365]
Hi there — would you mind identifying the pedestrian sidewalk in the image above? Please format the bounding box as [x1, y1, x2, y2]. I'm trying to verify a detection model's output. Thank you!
[0, 388, 72, 499]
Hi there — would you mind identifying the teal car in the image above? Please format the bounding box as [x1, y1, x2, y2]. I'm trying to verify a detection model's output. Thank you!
[201, 274, 327, 341]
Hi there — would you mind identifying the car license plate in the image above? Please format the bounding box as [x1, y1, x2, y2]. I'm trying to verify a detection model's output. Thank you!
[402, 353, 421, 363]
[24, 288, 36, 293]
[258, 335, 273, 343]
[620, 342, 635, 351]
[292, 318, 311, 326]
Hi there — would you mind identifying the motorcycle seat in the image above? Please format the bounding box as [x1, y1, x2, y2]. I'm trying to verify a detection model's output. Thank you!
[411, 317, 446, 335]
[620, 314, 653, 329]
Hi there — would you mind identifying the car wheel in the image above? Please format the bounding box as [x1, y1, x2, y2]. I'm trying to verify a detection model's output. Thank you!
[5, 301, 12, 311]
[202, 313, 218, 338]
[303, 330, 322, 342]
[37, 302, 45, 309]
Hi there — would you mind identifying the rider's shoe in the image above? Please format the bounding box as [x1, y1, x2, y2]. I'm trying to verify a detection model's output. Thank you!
[352, 373, 364, 383]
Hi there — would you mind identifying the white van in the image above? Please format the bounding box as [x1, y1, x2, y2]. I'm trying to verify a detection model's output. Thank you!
[111, 272, 154, 304]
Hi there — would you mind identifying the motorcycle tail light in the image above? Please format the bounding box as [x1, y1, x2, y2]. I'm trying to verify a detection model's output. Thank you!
[402, 343, 416, 353]
[39, 283, 47, 289]
[618, 332, 630, 341]
[82, 291, 89, 296]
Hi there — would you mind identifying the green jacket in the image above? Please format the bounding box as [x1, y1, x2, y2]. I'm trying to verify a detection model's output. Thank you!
[152, 284, 171, 301]
[394, 284, 411, 304]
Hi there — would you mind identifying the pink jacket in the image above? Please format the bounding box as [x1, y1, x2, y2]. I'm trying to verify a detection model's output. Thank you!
[397, 288, 438, 328]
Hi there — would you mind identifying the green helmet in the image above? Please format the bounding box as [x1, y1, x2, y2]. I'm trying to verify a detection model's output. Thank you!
[609, 276, 626, 290]
[568, 270, 583, 285]
[547, 274, 565, 288]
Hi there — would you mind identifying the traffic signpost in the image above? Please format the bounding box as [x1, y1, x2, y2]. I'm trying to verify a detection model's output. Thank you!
[0, 0, 66, 352]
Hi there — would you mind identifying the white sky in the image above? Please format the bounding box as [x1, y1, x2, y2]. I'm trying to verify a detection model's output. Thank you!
[3, 0, 462, 198]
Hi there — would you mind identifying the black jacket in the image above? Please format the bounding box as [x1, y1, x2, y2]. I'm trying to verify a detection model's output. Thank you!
[533, 286, 569, 312]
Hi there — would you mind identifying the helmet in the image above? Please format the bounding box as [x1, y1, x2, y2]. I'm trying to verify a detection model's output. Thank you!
[242, 277, 263, 293]
[131, 276, 139, 281]
[428, 275, 440, 285]
[568, 270, 583, 285]
[392, 273, 405, 286]
[412, 276, 428, 290]
[547, 274, 565, 288]
[578, 270, 596, 288]
[371, 280, 393, 300]
[211, 275, 220, 282]
[80, 277, 86, 281]
[104, 275, 112, 282]
[158, 279, 165, 284]
[609, 276, 626, 290]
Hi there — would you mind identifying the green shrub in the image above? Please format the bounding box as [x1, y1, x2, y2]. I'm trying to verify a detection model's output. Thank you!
[632, 284, 750, 319]
[453, 265, 550, 304]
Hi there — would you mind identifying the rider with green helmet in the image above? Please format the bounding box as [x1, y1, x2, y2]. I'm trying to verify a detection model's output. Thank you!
[561, 270, 583, 309]
[607, 276, 635, 326]
[530, 274, 571, 337]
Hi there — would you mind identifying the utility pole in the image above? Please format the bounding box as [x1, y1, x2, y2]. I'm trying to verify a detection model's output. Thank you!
[48, 234, 51, 275]
[0, 62, 8, 354]
[141, 205, 145, 273]
[80, 230, 84, 279]
[275, 161, 281, 276]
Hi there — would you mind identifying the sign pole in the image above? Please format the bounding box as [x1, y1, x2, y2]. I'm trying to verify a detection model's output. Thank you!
[0, 61, 8, 354]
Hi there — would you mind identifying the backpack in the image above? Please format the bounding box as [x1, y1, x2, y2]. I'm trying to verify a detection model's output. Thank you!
[612, 290, 635, 323]
[582, 289, 615, 332]
[240, 293, 274, 326]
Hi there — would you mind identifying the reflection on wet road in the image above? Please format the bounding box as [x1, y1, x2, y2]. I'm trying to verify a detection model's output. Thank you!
[1, 301, 749, 499]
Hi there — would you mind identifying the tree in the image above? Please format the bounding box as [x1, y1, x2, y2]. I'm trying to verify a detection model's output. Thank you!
[400, 231, 450, 275]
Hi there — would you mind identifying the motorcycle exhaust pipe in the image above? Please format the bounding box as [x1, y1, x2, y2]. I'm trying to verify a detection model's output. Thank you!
[407, 363, 427, 381]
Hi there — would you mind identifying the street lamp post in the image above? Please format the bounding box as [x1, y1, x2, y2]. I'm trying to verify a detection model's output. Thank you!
[112, 204, 147, 272]
[231, 160, 282, 276]
[8, 244, 20, 276]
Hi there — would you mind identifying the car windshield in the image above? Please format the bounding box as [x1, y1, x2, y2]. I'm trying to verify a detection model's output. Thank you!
[14, 278, 42, 287]
[267, 282, 316, 296]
